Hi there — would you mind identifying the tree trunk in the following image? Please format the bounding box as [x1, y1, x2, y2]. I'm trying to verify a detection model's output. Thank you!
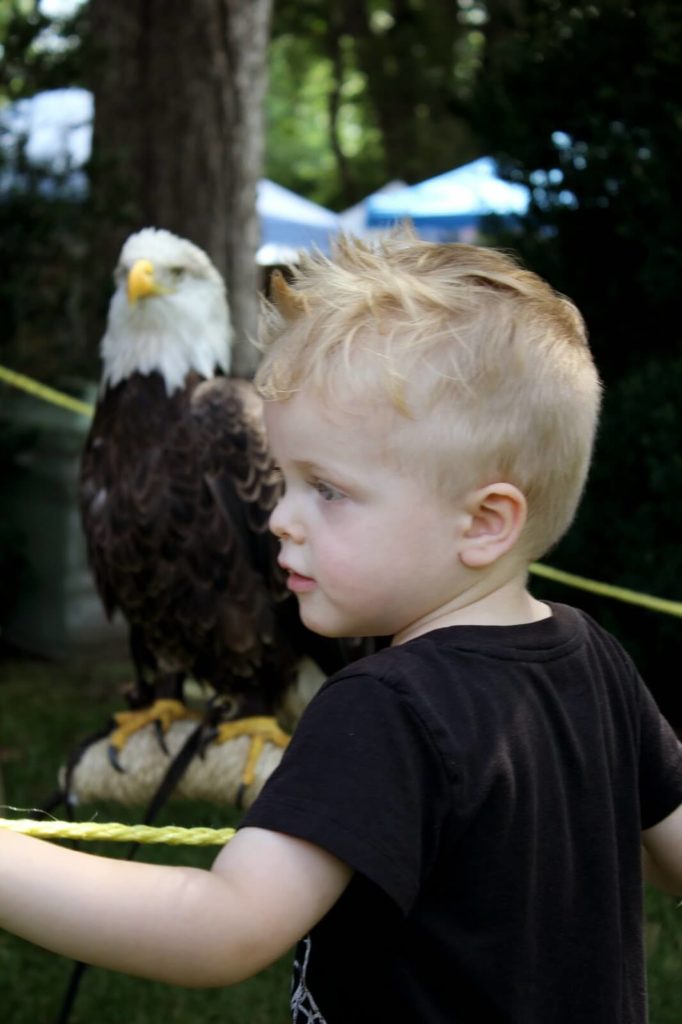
[87, 0, 272, 376]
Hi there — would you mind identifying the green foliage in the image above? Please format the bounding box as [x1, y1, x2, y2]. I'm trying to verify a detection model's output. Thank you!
[267, 1, 484, 207]
[0, 182, 96, 383]
[266, 32, 386, 209]
[0, 421, 28, 618]
[473, 1, 682, 379]
[645, 886, 682, 1024]
[0, 0, 86, 101]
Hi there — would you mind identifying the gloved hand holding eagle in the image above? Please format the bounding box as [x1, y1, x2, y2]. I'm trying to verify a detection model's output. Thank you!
[76, 227, 370, 806]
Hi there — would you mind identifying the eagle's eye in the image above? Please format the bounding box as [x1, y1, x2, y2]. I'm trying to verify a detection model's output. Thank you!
[169, 267, 185, 280]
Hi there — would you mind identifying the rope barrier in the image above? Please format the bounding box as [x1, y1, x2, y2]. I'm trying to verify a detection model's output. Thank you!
[2, 363, 682, 618]
[528, 563, 682, 619]
[0, 818, 235, 846]
[0, 364, 94, 417]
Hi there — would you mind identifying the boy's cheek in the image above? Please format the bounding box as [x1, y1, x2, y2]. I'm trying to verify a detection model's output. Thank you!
[318, 553, 366, 592]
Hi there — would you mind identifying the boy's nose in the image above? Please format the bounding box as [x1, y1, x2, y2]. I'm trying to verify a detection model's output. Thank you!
[269, 493, 304, 543]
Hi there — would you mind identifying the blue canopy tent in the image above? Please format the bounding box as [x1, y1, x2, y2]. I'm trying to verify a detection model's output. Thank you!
[365, 158, 530, 241]
[338, 180, 406, 237]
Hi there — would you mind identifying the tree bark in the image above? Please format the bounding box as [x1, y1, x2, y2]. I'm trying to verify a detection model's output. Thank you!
[87, 0, 272, 376]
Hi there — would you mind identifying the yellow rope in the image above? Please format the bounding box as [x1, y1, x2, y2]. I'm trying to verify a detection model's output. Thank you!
[2, 363, 682, 619]
[0, 818, 235, 846]
[529, 562, 682, 618]
[0, 364, 94, 418]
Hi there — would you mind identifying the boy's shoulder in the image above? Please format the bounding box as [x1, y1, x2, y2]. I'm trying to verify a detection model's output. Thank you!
[316, 602, 641, 723]
[332, 602, 627, 677]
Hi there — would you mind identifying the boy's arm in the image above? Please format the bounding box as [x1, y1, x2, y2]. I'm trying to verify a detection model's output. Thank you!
[641, 801, 682, 895]
[0, 825, 352, 986]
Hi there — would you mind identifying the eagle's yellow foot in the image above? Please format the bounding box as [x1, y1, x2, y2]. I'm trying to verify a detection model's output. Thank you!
[213, 716, 290, 796]
[108, 698, 201, 772]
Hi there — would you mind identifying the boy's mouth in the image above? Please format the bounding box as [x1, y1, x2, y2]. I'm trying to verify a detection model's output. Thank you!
[286, 571, 317, 594]
[279, 561, 317, 593]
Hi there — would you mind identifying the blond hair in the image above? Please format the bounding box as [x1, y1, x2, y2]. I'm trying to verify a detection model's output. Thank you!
[256, 232, 601, 560]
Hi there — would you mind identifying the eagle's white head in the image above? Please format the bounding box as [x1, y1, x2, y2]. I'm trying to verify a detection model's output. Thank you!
[100, 227, 232, 394]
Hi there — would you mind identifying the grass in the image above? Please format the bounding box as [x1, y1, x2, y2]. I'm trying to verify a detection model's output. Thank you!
[1, 652, 680, 1023]
[0, 653, 292, 1024]
[645, 887, 682, 1024]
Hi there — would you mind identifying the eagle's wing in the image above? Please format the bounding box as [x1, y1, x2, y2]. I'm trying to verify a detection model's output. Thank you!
[80, 385, 139, 622]
[190, 376, 286, 601]
[79, 373, 281, 688]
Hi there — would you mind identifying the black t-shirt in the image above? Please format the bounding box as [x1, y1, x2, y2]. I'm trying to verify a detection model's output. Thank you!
[242, 603, 682, 1023]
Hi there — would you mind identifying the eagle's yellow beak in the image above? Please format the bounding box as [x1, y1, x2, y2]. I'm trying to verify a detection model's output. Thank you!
[127, 259, 167, 304]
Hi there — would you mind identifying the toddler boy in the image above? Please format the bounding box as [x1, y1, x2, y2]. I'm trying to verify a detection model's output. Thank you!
[1, 234, 681, 1024]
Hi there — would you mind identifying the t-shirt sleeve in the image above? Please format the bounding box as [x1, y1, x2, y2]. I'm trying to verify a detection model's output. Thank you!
[637, 677, 682, 829]
[240, 671, 449, 914]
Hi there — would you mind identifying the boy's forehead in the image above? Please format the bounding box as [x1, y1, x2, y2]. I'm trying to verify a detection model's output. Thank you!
[264, 389, 397, 461]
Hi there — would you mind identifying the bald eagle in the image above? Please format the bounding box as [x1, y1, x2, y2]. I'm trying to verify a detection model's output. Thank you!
[80, 228, 357, 787]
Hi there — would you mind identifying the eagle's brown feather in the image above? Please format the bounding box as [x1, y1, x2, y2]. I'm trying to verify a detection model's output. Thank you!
[80, 370, 317, 717]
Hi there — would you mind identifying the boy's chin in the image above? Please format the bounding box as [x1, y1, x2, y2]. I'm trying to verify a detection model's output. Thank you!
[306, 622, 356, 639]
[300, 611, 373, 640]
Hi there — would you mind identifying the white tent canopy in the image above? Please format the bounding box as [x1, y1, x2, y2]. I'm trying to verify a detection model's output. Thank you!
[0, 88, 341, 261]
[0, 87, 93, 171]
[256, 179, 340, 263]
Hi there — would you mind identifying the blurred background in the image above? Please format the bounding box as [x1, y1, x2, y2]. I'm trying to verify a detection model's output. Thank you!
[2, 0, 681, 723]
[0, 1, 681, 1020]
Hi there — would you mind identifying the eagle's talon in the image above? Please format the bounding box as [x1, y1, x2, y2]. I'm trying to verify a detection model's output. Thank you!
[108, 744, 126, 774]
[213, 715, 291, 798]
[106, 698, 201, 769]
[153, 719, 170, 755]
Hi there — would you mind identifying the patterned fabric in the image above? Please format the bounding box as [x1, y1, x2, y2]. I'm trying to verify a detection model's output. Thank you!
[290, 936, 327, 1023]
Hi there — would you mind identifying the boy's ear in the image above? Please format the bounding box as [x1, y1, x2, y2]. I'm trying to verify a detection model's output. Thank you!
[458, 483, 527, 568]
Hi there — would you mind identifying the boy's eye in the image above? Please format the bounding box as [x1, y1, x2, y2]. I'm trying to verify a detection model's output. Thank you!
[313, 479, 344, 502]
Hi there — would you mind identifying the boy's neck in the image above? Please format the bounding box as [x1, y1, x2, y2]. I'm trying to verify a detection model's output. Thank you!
[393, 573, 550, 645]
